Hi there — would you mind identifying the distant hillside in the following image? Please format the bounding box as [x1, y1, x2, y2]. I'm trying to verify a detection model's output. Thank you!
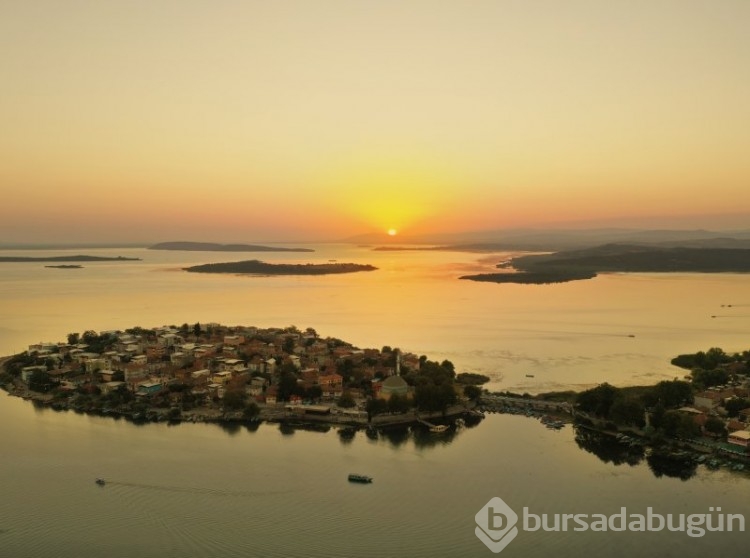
[345, 228, 750, 251]
[150, 241, 313, 252]
[0, 255, 140, 262]
[512, 244, 750, 273]
[184, 260, 376, 275]
[461, 244, 750, 284]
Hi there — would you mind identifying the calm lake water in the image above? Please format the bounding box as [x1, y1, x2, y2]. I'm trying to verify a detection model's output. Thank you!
[1, 245, 749, 556]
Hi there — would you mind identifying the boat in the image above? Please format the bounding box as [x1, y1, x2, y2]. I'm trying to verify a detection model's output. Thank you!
[95, 478, 106, 486]
[348, 474, 373, 483]
[525, 374, 535, 378]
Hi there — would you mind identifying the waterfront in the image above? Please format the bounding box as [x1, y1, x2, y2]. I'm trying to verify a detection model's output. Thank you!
[2, 244, 750, 556]
[1, 393, 748, 558]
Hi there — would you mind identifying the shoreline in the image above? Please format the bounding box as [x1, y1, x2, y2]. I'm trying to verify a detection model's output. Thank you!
[0, 375, 478, 430]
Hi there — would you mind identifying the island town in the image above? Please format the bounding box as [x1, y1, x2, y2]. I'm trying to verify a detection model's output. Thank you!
[0, 323, 480, 431]
[3, 324, 750, 476]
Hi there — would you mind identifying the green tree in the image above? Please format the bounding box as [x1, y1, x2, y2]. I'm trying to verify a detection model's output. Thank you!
[652, 380, 693, 408]
[576, 383, 620, 418]
[609, 398, 645, 427]
[243, 402, 260, 419]
[67, 332, 80, 345]
[724, 398, 750, 418]
[704, 417, 727, 438]
[365, 398, 388, 419]
[223, 390, 247, 411]
[463, 385, 482, 400]
[337, 392, 356, 408]
[387, 393, 410, 413]
[282, 337, 296, 355]
[661, 411, 700, 438]
[28, 370, 51, 392]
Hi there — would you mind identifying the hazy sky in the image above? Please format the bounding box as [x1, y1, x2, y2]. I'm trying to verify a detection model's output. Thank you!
[2, 1, 749, 243]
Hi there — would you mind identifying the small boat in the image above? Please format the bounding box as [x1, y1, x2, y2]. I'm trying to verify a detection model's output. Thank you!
[95, 478, 106, 486]
[525, 374, 535, 378]
[429, 424, 449, 433]
[348, 474, 373, 483]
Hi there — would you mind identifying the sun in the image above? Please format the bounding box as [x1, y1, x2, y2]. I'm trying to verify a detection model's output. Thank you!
[387, 228, 398, 236]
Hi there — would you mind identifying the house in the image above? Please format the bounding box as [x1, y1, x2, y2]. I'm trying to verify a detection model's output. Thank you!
[265, 386, 278, 405]
[100, 381, 126, 395]
[211, 371, 233, 385]
[727, 430, 750, 447]
[224, 335, 245, 346]
[97, 370, 117, 383]
[221, 359, 244, 372]
[137, 381, 162, 396]
[21, 365, 47, 383]
[318, 373, 343, 398]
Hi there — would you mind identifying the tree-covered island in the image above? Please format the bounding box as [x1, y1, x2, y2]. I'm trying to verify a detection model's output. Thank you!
[0, 255, 140, 262]
[150, 241, 314, 252]
[183, 260, 377, 275]
[461, 244, 750, 284]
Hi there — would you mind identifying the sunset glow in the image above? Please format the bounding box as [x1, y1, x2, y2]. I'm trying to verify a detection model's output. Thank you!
[1, 1, 749, 243]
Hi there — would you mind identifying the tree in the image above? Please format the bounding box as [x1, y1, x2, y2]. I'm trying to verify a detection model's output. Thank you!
[652, 380, 693, 408]
[28, 370, 51, 392]
[282, 337, 296, 355]
[223, 390, 247, 411]
[277, 368, 300, 401]
[609, 398, 645, 427]
[193, 322, 202, 337]
[243, 402, 260, 419]
[660, 411, 700, 438]
[67, 332, 80, 345]
[337, 392, 356, 408]
[576, 383, 620, 418]
[387, 393, 410, 414]
[463, 385, 482, 401]
[724, 398, 750, 418]
[365, 398, 387, 419]
[704, 417, 727, 438]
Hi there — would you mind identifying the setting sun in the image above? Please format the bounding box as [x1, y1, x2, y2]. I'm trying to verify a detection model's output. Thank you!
[387, 229, 398, 236]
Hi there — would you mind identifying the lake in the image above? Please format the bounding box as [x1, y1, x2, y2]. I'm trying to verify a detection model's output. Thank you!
[1, 244, 749, 556]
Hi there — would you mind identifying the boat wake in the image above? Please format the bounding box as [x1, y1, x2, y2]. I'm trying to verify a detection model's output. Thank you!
[100, 480, 289, 498]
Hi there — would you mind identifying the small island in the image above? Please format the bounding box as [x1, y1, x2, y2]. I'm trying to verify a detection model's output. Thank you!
[183, 260, 377, 275]
[461, 244, 750, 284]
[0, 324, 474, 430]
[150, 241, 314, 252]
[0, 255, 140, 263]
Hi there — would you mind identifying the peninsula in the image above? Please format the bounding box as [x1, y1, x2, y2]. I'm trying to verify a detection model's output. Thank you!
[183, 260, 377, 275]
[0, 255, 140, 262]
[150, 241, 314, 252]
[461, 244, 750, 284]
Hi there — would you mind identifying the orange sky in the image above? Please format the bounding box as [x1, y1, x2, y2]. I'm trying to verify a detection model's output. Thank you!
[1, 1, 749, 243]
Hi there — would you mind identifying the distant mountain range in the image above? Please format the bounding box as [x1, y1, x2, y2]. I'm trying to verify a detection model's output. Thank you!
[149, 241, 314, 252]
[460, 243, 750, 284]
[345, 228, 750, 251]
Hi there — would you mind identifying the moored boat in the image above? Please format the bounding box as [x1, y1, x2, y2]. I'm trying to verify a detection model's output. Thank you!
[348, 474, 373, 483]
[95, 478, 106, 486]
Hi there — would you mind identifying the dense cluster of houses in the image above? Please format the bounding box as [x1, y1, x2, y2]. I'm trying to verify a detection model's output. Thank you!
[674, 380, 750, 449]
[21, 324, 420, 411]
